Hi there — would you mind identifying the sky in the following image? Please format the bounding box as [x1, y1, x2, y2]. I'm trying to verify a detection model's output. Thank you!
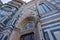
[1, 0, 12, 4]
[1, 0, 31, 4]
[22, 0, 31, 3]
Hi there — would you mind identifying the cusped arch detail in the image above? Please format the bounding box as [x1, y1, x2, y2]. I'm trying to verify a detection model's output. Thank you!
[17, 16, 38, 29]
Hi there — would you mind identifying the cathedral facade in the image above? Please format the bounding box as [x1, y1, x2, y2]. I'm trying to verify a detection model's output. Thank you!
[0, 0, 60, 40]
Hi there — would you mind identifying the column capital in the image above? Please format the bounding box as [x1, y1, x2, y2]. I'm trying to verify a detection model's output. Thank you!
[12, 0, 26, 4]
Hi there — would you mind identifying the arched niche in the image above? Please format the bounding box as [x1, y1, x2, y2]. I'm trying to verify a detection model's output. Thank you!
[9, 16, 42, 40]
[18, 16, 39, 40]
